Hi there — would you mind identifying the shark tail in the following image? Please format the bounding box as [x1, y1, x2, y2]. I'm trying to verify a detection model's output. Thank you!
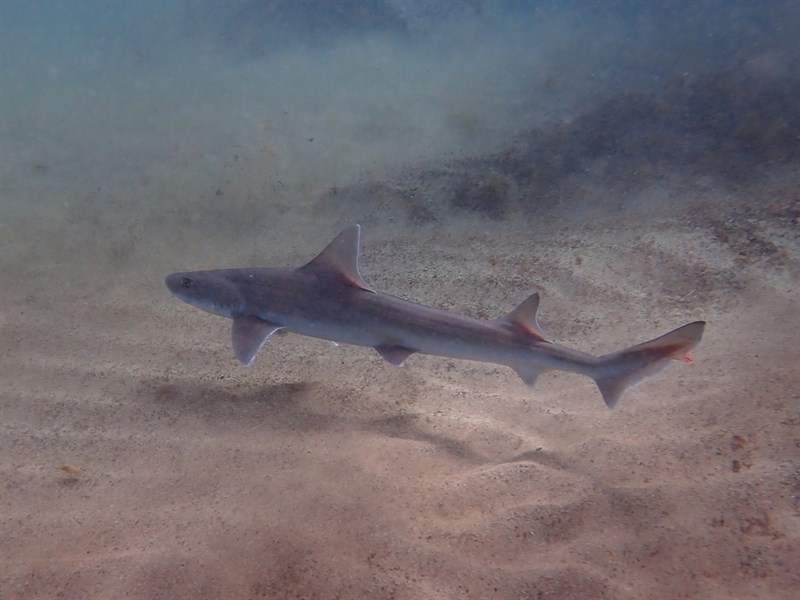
[592, 321, 705, 408]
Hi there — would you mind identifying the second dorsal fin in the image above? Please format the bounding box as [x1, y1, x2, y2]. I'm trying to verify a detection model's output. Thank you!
[500, 293, 553, 343]
[301, 224, 376, 293]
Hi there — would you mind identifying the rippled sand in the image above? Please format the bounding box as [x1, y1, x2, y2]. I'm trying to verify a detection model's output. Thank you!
[2, 172, 798, 599]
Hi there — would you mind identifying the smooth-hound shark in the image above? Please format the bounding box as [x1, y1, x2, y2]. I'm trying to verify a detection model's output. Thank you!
[165, 225, 704, 408]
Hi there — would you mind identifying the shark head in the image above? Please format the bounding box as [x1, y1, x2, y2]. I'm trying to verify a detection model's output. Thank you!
[165, 270, 244, 318]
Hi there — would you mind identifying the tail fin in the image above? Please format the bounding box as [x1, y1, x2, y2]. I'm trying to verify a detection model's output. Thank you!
[593, 321, 705, 408]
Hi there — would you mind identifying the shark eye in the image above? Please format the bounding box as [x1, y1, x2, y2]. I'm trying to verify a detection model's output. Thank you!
[180, 277, 193, 288]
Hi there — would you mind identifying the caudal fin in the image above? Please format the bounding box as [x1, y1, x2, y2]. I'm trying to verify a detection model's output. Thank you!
[593, 321, 705, 408]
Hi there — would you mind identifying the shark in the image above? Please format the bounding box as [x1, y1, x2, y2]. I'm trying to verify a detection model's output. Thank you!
[165, 225, 705, 408]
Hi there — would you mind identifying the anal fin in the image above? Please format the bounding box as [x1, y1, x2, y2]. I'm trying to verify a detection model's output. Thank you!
[375, 345, 416, 366]
[514, 365, 546, 387]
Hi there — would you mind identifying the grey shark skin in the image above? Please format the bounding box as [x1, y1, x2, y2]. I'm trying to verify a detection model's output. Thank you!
[165, 225, 705, 408]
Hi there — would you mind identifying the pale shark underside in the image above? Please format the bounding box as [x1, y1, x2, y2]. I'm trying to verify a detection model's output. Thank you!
[165, 225, 704, 408]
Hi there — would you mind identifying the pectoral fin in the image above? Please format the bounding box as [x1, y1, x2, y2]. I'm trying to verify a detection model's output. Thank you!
[232, 317, 282, 366]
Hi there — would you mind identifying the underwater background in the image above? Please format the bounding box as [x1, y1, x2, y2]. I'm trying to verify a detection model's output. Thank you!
[1, 1, 798, 598]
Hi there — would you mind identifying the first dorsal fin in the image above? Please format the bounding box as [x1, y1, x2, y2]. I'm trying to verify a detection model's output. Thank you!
[500, 292, 553, 343]
[301, 224, 376, 293]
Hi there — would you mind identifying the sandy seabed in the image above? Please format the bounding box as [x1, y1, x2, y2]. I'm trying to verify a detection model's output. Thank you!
[1, 163, 798, 600]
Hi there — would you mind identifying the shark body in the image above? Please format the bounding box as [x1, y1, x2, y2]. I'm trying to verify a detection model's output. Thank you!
[165, 225, 704, 408]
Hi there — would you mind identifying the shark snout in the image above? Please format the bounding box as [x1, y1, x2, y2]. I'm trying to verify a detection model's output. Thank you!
[165, 270, 242, 318]
[164, 272, 194, 297]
